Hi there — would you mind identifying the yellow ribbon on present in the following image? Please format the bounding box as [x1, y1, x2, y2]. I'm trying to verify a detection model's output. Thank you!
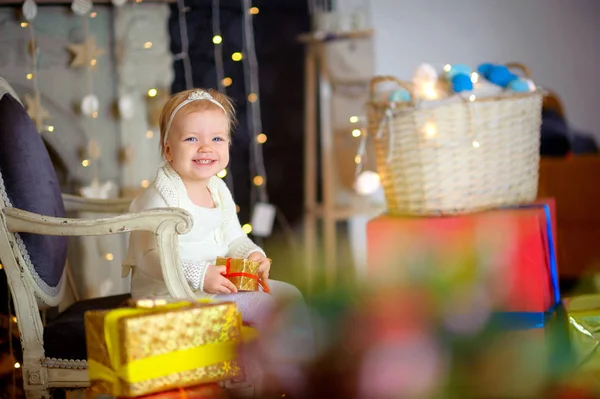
[88, 300, 258, 386]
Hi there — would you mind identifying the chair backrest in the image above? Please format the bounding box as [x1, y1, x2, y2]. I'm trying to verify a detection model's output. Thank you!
[0, 79, 68, 308]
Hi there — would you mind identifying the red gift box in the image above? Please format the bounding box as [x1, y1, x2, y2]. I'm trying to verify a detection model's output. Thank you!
[366, 199, 559, 313]
[116, 383, 227, 399]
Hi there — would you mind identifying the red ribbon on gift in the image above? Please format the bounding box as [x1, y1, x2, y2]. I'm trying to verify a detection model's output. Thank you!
[224, 258, 270, 293]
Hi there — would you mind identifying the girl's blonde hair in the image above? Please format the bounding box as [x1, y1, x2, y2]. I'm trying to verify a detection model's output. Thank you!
[158, 88, 236, 156]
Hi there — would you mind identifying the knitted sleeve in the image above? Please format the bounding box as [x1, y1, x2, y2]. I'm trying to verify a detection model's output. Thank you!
[215, 178, 265, 259]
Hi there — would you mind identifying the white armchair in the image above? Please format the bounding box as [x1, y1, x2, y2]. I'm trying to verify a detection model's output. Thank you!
[0, 78, 196, 398]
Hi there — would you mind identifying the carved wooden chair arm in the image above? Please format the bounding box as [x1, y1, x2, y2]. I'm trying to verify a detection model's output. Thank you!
[3, 206, 196, 299]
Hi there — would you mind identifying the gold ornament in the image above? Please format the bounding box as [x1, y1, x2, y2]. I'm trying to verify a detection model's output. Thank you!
[67, 37, 105, 68]
[24, 93, 50, 131]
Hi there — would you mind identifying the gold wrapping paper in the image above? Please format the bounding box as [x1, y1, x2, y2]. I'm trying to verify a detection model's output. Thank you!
[216, 257, 261, 292]
[566, 294, 600, 371]
[85, 300, 248, 397]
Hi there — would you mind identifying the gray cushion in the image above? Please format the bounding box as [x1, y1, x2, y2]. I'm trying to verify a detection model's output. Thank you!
[0, 93, 67, 289]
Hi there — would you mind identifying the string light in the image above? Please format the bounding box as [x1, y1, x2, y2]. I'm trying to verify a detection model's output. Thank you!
[12, 316, 17, 323]
[141, 180, 150, 188]
[0, 264, 3, 269]
[212, 35, 223, 44]
[26, 73, 33, 80]
[249, 6, 259, 14]
[82, 159, 90, 167]
[20, 22, 28, 28]
[217, 169, 227, 178]
[148, 88, 158, 97]
[248, 93, 258, 103]
[144, 41, 153, 49]
[472, 141, 480, 148]
[256, 133, 267, 143]
[105, 253, 114, 261]
[47, 125, 54, 132]
[90, 59, 97, 66]
[354, 155, 362, 164]
[14, 362, 20, 369]
[424, 122, 437, 139]
[92, 111, 98, 118]
[231, 52, 243, 61]
[349, 115, 359, 123]
[469, 94, 476, 102]
[352, 129, 361, 137]
[443, 64, 451, 72]
[253, 176, 264, 186]
[471, 72, 479, 83]
[90, 11, 97, 18]
[222, 77, 232, 87]
[145, 130, 154, 139]
[242, 224, 252, 234]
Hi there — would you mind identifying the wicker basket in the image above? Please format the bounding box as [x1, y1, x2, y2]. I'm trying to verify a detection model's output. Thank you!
[367, 65, 543, 216]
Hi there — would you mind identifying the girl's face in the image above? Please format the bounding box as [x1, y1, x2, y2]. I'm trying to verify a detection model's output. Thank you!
[164, 109, 230, 188]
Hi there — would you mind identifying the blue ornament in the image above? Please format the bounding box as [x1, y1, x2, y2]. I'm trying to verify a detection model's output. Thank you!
[477, 63, 494, 78]
[451, 73, 473, 93]
[508, 79, 530, 93]
[447, 64, 472, 80]
[488, 65, 518, 87]
[389, 89, 411, 102]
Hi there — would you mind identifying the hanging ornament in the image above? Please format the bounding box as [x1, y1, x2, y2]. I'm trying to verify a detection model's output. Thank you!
[87, 138, 101, 160]
[24, 94, 50, 131]
[67, 37, 104, 68]
[119, 145, 134, 165]
[117, 94, 135, 120]
[22, 0, 38, 21]
[111, 0, 127, 6]
[71, 0, 93, 16]
[81, 94, 99, 117]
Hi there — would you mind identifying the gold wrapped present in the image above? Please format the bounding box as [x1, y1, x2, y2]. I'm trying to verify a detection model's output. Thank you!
[216, 257, 270, 293]
[566, 294, 600, 371]
[84, 299, 257, 397]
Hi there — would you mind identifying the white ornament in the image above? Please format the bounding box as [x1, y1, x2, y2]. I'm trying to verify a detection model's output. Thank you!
[354, 171, 381, 196]
[71, 0, 92, 16]
[118, 94, 135, 120]
[80, 179, 118, 199]
[22, 0, 38, 22]
[413, 63, 438, 83]
[524, 78, 537, 92]
[81, 94, 99, 117]
[112, 0, 127, 6]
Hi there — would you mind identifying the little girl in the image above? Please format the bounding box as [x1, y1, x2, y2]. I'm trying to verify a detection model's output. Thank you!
[125, 88, 314, 394]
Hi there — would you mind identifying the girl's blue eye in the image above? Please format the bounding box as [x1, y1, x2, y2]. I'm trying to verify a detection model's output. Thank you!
[185, 137, 197, 142]
[213, 137, 225, 142]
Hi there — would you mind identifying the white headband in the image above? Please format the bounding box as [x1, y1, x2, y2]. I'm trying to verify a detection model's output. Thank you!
[163, 90, 227, 147]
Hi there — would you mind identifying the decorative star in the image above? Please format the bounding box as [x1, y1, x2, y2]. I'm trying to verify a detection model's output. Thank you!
[24, 93, 50, 132]
[67, 37, 105, 68]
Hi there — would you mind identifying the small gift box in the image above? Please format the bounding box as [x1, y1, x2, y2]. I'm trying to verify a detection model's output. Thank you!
[116, 383, 228, 399]
[85, 299, 258, 397]
[216, 257, 270, 293]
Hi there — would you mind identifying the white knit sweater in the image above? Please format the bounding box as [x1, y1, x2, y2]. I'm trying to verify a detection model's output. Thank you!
[126, 163, 265, 299]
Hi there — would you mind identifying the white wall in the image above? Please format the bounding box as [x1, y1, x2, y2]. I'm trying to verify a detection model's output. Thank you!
[370, 0, 600, 139]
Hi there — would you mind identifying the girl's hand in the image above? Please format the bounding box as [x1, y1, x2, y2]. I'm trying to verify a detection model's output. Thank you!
[248, 251, 271, 282]
[203, 265, 238, 294]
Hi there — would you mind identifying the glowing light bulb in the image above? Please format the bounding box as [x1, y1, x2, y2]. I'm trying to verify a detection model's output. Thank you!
[21, 22, 28, 28]
[90, 11, 97, 18]
[26, 73, 33, 80]
[92, 111, 98, 119]
[253, 176, 264, 186]
[12, 316, 17, 323]
[146, 130, 154, 139]
[355, 171, 381, 196]
[141, 179, 150, 188]
[144, 42, 153, 49]
[444, 64, 451, 72]
[352, 129, 361, 137]
[424, 122, 437, 139]
[14, 362, 21, 369]
[354, 155, 362, 164]
[148, 88, 158, 97]
[423, 81, 438, 100]
[90, 59, 97, 66]
[217, 169, 227, 178]
[82, 159, 90, 167]
[469, 94, 476, 102]
[212, 35, 223, 44]
[222, 77, 232, 87]
[242, 224, 253, 234]
[250, 6, 259, 14]
[248, 93, 258, 103]
[256, 133, 267, 143]
[0, 264, 3, 269]
[349, 116, 359, 123]
[471, 72, 479, 83]
[105, 253, 114, 261]
[472, 141, 480, 148]
[231, 52, 243, 61]
[47, 126, 55, 132]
